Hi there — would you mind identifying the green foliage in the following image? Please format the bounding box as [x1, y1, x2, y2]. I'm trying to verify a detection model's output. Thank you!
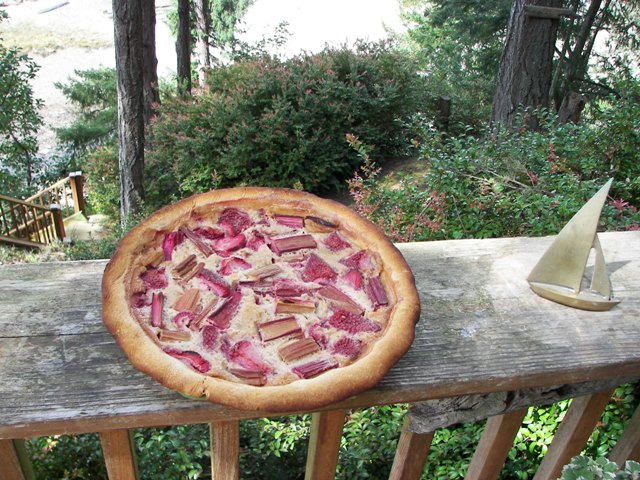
[398, 0, 510, 131]
[350, 101, 640, 243]
[145, 42, 426, 208]
[0, 11, 44, 197]
[55, 68, 118, 159]
[81, 145, 120, 218]
[27, 434, 107, 479]
[561, 456, 640, 480]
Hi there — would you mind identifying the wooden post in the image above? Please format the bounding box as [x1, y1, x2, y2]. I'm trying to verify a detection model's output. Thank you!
[389, 417, 433, 480]
[69, 171, 86, 216]
[49, 204, 66, 242]
[437, 96, 451, 132]
[99, 429, 139, 480]
[210, 420, 239, 480]
[533, 389, 615, 480]
[465, 408, 528, 480]
[305, 410, 346, 480]
[0, 439, 35, 480]
[609, 402, 640, 466]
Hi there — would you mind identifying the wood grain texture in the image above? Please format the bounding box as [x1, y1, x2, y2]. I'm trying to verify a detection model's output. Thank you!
[210, 420, 239, 480]
[1, 233, 639, 439]
[305, 410, 346, 480]
[388, 418, 433, 480]
[609, 403, 640, 466]
[99, 429, 138, 480]
[0, 439, 33, 480]
[533, 390, 615, 480]
[465, 409, 528, 480]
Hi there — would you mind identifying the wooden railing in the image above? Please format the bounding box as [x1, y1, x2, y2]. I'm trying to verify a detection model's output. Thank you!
[24, 171, 86, 220]
[0, 172, 85, 248]
[0, 233, 639, 479]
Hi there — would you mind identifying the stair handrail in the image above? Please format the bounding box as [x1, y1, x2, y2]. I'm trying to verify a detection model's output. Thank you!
[0, 194, 66, 248]
[24, 171, 86, 219]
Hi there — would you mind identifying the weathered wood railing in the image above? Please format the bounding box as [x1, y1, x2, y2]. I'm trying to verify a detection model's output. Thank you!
[24, 171, 86, 220]
[1, 233, 639, 479]
[0, 172, 85, 248]
[0, 194, 65, 248]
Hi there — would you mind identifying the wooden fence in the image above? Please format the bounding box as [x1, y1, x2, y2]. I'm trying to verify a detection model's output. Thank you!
[0, 172, 85, 248]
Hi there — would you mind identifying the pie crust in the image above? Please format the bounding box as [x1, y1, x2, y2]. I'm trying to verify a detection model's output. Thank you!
[102, 187, 420, 411]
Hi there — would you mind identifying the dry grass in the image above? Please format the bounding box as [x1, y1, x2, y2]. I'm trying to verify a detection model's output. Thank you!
[0, 21, 111, 55]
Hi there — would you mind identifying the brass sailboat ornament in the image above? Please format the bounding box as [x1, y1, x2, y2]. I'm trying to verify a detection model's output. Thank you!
[527, 179, 620, 311]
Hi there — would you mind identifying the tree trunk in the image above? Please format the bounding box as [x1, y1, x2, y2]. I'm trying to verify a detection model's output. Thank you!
[113, 0, 145, 221]
[141, 0, 160, 124]
[176, 0, 192, 95]
[194, 0, 212, 86]
[491, 0, 563, 129]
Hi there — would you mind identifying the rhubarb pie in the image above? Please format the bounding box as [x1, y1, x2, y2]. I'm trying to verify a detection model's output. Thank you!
[102, 187, 420, 411]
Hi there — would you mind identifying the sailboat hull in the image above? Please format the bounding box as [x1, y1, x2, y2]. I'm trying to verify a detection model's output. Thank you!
[529, 282, 620, 312]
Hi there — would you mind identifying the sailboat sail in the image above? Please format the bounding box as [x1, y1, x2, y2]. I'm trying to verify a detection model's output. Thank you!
[527, 179, 619, 311]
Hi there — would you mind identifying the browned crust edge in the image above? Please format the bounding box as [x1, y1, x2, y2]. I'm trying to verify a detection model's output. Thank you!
[102, 187, 420, 412]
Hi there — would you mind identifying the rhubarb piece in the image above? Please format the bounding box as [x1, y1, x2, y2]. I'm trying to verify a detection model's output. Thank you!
[179, 227, 214, 257]
[308, 323, 329, 348]
[366, 276, 389, 308]
[132, 291, 150, 308]
[182, 262, 205, 282]
[164, 349, 211, 373]
[172, 288, 200, 312]
[246, 231, 267, 251]
[162, 231, 185, 261]
[206, 290, 242, 329]
[331, 337, 363, 359]
[201, 325, 220, 350]
[279, 338, 321, 362]
[270, 234, 317, 255]
[239, 280, 273, 294]
[150, 292, 164, 328]
[273, 278, 311, 297]
[171, 311, 195, 329]
[323, 232, 351, 251]
[219, 256, 252, 276]
[325, 309, 381, 334]
[292, 358, 338, 379]
[340, 249, 376, 271]
[159, 330, 191, 342]
[174, 254, 197, 274]
[212, 233, 247, 257]
[305, 216, 338, 233]
[275, 214, 304, 229]
[301, 253, 337, 282]
[229, 368, 267, 386]
[275, 298, 316, 314]
[317, 285, 363, 314]
[141, 267, 168, 289]
[218, 208, 252, 235]
[258, 317, 303, 341]
[343, 269, 363, 290]
[193, 225, 224, 240]
[190, 298, 219, 330]
[248, 264, 282, 280]
[224, 339, 273, 374]
[197, 268, 231, 297]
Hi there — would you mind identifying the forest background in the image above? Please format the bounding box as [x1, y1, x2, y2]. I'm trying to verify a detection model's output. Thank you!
[1, 0, 640, 478]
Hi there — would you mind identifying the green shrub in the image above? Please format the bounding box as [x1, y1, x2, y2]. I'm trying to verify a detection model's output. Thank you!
[145, 42, 426, 209]
[561, 456, 640, 480]
[349, 109, 640, 243]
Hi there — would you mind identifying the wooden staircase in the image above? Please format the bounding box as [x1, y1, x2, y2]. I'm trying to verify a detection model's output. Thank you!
[0, 172, 86, 248]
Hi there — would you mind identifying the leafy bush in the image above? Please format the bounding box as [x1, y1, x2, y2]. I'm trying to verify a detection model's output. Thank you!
[145, 42, 426, 208]
[349, 108, 640, 243]
[0, 11, 44, 197]
[561, 456, 640, 480]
